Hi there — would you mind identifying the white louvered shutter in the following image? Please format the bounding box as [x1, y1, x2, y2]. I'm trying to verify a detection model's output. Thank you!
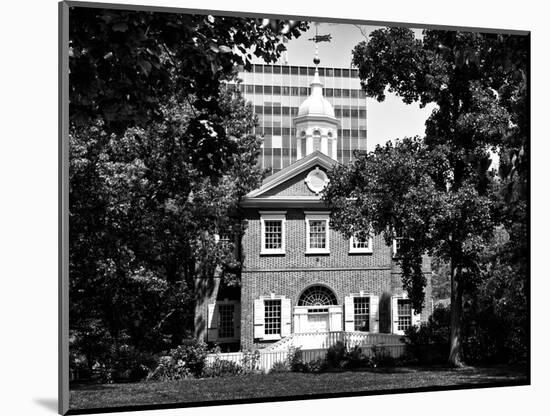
[207, 303, 219, 341]
[293, 307, 308, 333]
[253, 299, 265, 339]
[281, 298, 292, 336]
[369, 295, 379, 333]
[344, 295, 354, 332]
[391, 296, 399, 334]
[329, 306, 343, 331]
[234, 303, 241, 339]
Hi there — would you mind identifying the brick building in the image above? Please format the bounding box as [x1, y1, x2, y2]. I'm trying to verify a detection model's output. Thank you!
[202, 59, 432, 351]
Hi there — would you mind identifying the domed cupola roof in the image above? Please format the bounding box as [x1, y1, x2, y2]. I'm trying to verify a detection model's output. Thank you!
[297, 70, 336, 119]
[294, 54, 340, 127]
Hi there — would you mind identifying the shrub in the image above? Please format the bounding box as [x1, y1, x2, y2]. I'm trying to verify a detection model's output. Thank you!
[171, 338, 209, 377]
[325, 341, 347, 369]
[109, 344, 157, 382]
[341, 345, 369, 370]
[287, 346, 308, 372]
[305, 357, 327, 373]
[404, 305, 450, 365]
[269, 361, 290, 374]
[146, 355, 192, 381]
[370, 345, 395, 367]
[241, 349, 261, 373]
[147, 338, 208, 381]
[202, 359, 243, 378]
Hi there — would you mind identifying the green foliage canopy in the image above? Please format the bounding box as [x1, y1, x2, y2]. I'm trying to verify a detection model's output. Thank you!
[69, 7, 308, 133]
[325, 28, 528, 365]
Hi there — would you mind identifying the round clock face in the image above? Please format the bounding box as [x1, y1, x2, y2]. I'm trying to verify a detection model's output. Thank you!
[305, 167, 329, 195]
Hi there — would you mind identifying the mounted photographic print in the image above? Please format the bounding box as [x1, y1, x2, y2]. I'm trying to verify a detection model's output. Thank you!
[59, 1, 530, 414]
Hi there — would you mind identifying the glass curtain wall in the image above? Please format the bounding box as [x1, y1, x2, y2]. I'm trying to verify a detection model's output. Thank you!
[234, 64, 368, 175]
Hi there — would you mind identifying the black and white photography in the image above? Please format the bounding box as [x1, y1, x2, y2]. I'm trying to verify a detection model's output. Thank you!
[63, 2, 529, 413]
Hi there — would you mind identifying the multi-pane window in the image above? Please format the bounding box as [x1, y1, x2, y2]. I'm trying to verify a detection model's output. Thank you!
[264, 300, 281, 335]
[264, 220, 282, 249]
[309, 220, 326, 249]
[354, 297, 370, 332]
[397, 299, 412, 331]
[218, 304, 235, 338]
[305, 213, 330, 253]
[260, 212, 286, 254]
[298, 285, 337, 306]
[350, 233, 373, 253]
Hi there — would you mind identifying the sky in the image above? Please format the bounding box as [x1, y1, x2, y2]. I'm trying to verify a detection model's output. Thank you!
[282, 22, 437, 151]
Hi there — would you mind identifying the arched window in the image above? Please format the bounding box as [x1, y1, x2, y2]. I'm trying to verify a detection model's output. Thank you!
[298, 285, 337, 306]
[313, 129, 321, 151]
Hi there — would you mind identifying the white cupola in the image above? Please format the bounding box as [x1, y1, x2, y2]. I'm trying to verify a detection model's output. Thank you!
[293, 55, 340, 160]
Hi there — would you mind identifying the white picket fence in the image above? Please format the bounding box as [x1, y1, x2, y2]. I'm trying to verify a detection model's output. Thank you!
[264, 331, 405, 351]
[205, 343, 406, 373]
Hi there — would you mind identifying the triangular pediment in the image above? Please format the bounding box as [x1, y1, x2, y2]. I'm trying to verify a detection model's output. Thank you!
[241, 151, 338, 209]
[245, 151, 337, 198]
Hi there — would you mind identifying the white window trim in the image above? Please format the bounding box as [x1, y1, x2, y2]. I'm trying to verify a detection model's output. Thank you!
[259, 211, 286, 255]
[392, 238, 401, 257]
[351, 292, 371, 332]
[349, 234, 373, 254]
[393, 293, 420, 335]
[304, 211, 330, 254]
[216, 299, 239, 342]
[260, 295, 286, 340]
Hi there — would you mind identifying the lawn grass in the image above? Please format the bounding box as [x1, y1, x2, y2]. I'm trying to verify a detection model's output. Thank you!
[70, 365, 528, 411]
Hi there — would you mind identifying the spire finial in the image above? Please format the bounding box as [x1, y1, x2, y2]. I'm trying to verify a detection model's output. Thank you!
[307, 23, 332, 68]
[313, 23, 320, 68]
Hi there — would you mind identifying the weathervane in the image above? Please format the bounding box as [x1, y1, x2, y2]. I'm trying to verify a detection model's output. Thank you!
[308, 23, 332, 67]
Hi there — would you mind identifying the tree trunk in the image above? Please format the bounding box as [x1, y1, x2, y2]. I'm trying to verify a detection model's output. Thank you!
[448, 261, 465, 367]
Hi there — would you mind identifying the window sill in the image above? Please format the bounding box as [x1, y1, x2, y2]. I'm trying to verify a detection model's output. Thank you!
[260, 250, 285, 256]
[262, 334, 282, 341]
[349, 249, 373, 254]
[305, 249, 330, 255]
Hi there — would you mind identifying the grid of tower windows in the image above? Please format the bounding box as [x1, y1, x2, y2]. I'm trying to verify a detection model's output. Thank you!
[235, 64, 368, 175]
[218, 304, 235, 338]
[354, 297, 370, 332]
[264, 220, 283, 250]
[309, 220, 327, 249]
[397, 299, 412, 331]
[264, 300, 281, 335]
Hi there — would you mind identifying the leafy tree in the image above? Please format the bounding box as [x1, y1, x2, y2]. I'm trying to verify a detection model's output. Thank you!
[324, 28, 528, 366]
[69, 7, 308, 133]
[69, 8, 309, 369]
[69, 85, 263, 369]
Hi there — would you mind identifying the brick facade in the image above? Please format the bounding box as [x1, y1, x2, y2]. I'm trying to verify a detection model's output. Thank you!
[202, 152, 433, 351]
[239, 206, 432, 349]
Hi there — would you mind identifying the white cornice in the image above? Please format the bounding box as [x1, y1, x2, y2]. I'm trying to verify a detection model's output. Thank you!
[240, 197, 329, 209]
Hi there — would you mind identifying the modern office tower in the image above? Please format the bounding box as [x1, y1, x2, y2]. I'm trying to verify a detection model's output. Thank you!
[236, 63, 368, 175]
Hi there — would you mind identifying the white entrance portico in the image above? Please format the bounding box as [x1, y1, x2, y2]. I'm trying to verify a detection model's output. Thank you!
[293, 285, 343, 348]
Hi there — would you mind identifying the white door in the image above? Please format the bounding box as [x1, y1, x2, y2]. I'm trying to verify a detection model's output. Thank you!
[307, 313, 329, 332]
